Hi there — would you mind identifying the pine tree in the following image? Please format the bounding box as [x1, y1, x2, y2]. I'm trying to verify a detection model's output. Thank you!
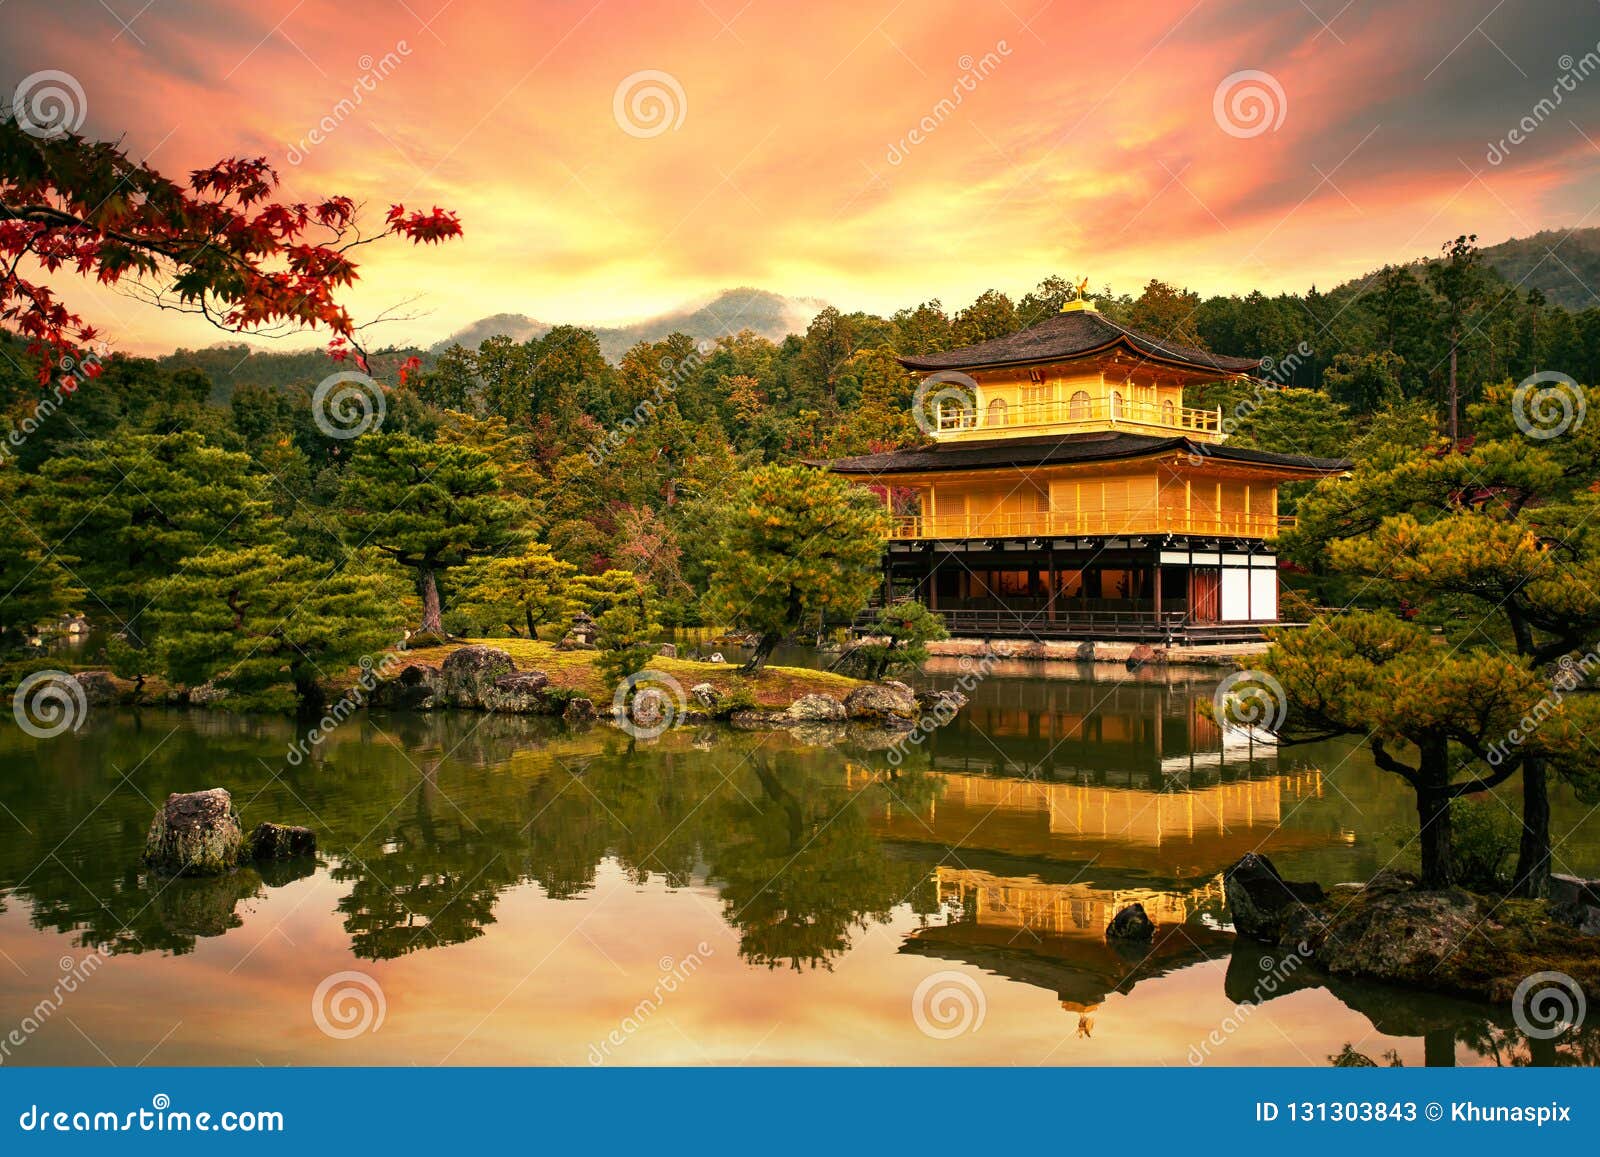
[33, 431, 273, 675]
[338, 433, 529, 637]
[151, 545, 408, 709]
[704, 463, 890, 671]
[0, 472, 80, 645]
[454, 542, 576, 638]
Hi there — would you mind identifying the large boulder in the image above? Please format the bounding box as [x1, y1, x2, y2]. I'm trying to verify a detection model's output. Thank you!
[250, 822, 317, 861]
[562, 696, 596, 722]
[369, 663, 444, 709]
[786, 693, 846, 723]
[914, 689, 968, 718]
[73, 670, 119, 706]
[1106, 902, 1155, 941]
[1224, 853, 1325, 943]
[1550, 874, 1600, 936]
[440, 645, 516, 707]
[143, 788, 245, 876]
[843, 680, 918, 724]
[689, 683, 722, 712]
[479, 669, 551, 713]
[1309, 888, 1483, 985]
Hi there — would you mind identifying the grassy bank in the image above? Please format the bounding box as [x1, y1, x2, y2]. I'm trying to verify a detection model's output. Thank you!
[383, 638, 864, 709]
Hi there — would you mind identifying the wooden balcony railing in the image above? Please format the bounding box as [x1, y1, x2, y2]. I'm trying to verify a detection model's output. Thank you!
[933, 395, 1223, 441]
[889, 511, 1293, 540]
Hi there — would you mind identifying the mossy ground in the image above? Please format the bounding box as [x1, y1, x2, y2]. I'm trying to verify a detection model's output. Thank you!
[393, 638, 863, 709]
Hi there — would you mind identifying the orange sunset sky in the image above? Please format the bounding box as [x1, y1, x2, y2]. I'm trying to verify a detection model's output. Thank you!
[5, 0, 1600, 354]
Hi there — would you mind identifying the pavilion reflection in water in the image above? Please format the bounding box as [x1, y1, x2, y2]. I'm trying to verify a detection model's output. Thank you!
[851, 672, 1349, 1030]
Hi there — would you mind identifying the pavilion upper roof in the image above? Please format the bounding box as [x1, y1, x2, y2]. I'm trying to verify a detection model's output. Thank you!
[897, 306, 1261, 376]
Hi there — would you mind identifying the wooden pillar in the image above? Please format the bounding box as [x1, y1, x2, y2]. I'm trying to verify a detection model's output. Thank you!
[1047, 540, 1057, 622]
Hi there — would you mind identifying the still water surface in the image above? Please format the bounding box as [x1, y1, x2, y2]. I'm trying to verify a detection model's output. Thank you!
[2, 659, 1597, 1066]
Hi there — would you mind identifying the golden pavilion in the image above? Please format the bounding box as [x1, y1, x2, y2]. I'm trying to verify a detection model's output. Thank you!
[826, 298, 1348, 643]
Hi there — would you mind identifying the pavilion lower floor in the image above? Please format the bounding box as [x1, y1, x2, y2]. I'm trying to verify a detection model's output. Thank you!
[869, 535, 1284, 644]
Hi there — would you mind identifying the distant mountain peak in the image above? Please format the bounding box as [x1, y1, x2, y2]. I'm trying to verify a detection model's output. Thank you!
[434, 287, 832, 361]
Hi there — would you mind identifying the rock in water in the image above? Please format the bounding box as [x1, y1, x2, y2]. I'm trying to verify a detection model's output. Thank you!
[1224, 852, 1325, 943]
[843, 680, 918, 724]
[562, 697, 596, 722]
[689, 683, 722, 711]
[143, 789, 245, 876]
[481, 669, 550, 713]
[73, 670, 119, 705]
[1106, 902, 1155, 940]
[1310, 888, 1482, 985]
[250, 822, 317, 861]
[370, 663, 443, 709]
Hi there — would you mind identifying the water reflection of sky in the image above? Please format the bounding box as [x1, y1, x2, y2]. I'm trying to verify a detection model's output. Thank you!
[0, 667, 1596, 1067]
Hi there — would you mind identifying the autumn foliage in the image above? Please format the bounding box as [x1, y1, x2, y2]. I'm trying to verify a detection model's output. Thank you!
[1, 118, 460, 380]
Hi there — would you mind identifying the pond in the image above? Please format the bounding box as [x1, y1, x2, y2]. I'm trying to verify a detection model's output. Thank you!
[1, 659, 1597, 1067]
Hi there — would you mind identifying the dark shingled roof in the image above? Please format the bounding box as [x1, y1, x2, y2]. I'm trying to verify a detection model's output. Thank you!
[824, 432, 1349, 476]
[897, 308, 1261, 375]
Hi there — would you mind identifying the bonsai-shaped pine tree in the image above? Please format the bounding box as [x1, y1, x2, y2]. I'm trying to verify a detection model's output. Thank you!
[594, 596, 662, 691]
[849, 601, 949, 680]
[1251, 611, 1599, 889]
[338, 433, 529, 639]
[1284, 382, 1600, 895]
[704, 463, 890, 672]
[150, 545, 409, 710]
[454, 542, 577, 638]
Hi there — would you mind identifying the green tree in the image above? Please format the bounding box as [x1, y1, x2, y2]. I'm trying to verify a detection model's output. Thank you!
[0, 472, 80, 645]
[1250, 611, 1596, 888]
[454, 542, 576, 638]
[848, 601, 948, 679]
[33, 431, 273, 677]
[704, 464, 890, 671]
[151, 545, 407, 709]
[1426, 234, 1486, 440]
[594, 597, 661, 690]
[1283, 383, 1600, 894]
[338, 433, 528, 637]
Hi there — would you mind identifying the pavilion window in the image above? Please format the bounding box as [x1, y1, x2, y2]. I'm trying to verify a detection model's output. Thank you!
[1161, 399, 1175, 425]
[1110, 390, 1124, 420]
[1068, 390, 1091, 420]
[986, 398, 1008, 427]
